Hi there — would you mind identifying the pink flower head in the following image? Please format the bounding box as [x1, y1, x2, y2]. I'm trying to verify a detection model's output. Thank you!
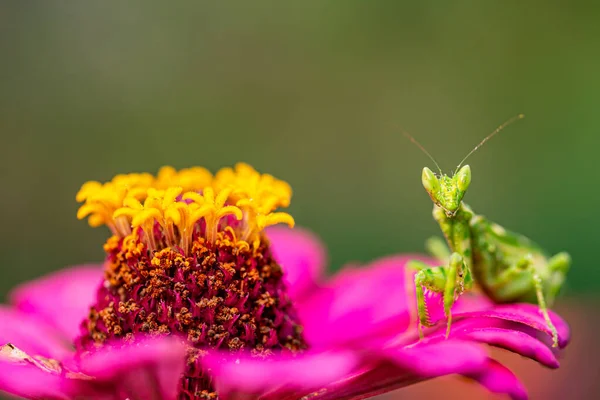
[0, 164, 570, 400]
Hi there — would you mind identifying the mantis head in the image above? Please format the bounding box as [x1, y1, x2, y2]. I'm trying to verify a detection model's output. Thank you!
[421, 165, 471, 217]
[404, 114, 523, 217]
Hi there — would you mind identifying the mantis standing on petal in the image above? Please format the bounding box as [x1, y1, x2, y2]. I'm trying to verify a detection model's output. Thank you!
[405, 115, 570, 347]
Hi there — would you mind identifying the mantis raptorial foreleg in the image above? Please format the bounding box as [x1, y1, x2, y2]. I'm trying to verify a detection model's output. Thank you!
[409, 253, 468, 339]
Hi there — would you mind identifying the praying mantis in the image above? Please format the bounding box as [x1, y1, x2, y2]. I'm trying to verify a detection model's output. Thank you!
[406, 115, 570, 347]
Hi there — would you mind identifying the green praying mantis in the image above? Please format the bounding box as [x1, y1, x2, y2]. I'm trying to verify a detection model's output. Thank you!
[405, 114, 570, 347]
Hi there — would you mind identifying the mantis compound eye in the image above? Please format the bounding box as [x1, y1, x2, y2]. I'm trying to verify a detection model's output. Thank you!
[422, 167, 440, 195]
[456, 165, 471, 192]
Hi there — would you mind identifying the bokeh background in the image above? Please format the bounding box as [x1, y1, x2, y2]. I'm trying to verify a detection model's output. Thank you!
[1, 2, 598, 399]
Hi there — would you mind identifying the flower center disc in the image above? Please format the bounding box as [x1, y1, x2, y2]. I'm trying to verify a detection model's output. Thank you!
[74, 163, 307, 399]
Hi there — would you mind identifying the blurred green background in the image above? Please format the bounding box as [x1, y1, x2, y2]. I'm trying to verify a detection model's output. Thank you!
[2, 1, 598, 295]
[1, 1, 599, 399]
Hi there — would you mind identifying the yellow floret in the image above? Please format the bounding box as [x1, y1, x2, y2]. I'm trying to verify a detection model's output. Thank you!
[155, 166, 212, 192]
[213, 163, 294, 242]
[182, 187, 243, 244]
[113, 195, 162, 250]
[77, 163, 295, 251]
[76, 172, 158, 235]
[76, 167, 210, 235]
[214, 162, 292, 214]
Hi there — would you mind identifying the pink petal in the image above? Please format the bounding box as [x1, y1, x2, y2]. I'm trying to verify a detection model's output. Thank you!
[454, 303, 570, 347]
[466, 359, 528, 400]
[297, 341, 489, 400]
[69, 336, 187, 400]
[387, 339, 488, 377]
[10, 264, 104, 341]
[266, 226, 327, 300]
[201, 350, 359, 398]
[448, 324, 559, 368]
[297, 255, 490, 348]
[203, 340, 489, 400]
[424, 317, 559, 368]
[0, 359, 65, 399]
[0, 305, 72, 359]
[296, 256, 419, 348]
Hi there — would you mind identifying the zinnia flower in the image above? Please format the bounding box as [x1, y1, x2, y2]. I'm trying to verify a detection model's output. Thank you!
[0, 163, 569, 400]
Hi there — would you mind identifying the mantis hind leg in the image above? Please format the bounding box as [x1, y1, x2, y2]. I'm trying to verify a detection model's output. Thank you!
[491, 256, 563, 348]
[408, 253, 466, 340]
[531, 271, 559, 348]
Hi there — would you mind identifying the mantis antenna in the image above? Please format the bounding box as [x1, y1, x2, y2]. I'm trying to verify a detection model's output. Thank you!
[454, 114, 525, 174]
[403, 131, 443, 175]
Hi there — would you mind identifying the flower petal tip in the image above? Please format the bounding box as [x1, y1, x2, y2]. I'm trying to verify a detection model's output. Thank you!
[201, 350, 358, 396]
[9, 264, 104, 340]
[467, 359, 528, 400]
[267, 225, 327, 299]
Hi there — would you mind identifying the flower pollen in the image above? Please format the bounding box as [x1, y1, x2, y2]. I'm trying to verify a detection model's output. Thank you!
[75, 163, 304, 399]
